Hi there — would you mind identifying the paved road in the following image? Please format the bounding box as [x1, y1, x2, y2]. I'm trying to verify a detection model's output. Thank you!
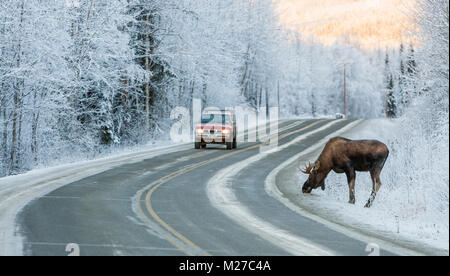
[16, 119, 396, 256]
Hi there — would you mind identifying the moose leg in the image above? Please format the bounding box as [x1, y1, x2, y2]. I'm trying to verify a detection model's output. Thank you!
[365, 170, 382, 208]
[345, 168, 356, 204]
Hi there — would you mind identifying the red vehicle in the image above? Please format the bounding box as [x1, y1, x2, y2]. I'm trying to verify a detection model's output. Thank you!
[195, 110, 237, 150]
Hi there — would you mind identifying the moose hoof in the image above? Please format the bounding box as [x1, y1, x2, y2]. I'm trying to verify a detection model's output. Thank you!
[348, 199, 355, 205]
[364, 202, 372, 208]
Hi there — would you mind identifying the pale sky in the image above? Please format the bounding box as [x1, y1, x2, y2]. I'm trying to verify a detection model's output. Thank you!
[275, 0, 414, 49]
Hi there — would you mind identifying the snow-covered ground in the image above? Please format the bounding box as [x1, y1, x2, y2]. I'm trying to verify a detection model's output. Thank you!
[293, 119, 449, 254]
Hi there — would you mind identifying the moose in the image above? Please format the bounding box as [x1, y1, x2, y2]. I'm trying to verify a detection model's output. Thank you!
[300, 137, 389, 208]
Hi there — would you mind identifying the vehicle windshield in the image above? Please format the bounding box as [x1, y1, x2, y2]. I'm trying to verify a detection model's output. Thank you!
[201, 114, 231, 125]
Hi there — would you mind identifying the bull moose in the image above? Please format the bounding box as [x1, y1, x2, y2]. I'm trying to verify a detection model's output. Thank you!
[300, 137, 389, 208]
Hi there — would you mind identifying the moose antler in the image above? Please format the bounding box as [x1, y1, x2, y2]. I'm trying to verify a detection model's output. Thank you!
[300, 162, 314, 174]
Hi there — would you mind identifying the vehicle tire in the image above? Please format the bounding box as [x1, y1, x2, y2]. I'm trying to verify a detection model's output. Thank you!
[233, 138, 237, 149]
[226, 142, 233, 150]
[195, 142, 201, 149]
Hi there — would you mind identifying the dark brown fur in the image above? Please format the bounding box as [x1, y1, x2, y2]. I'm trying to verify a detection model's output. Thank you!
[301, 137, 389, 208]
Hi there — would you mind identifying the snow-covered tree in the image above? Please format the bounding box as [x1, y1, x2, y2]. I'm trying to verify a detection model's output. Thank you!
[0, 0, 391, 176]
[377, 0, 449, 228]
[384, 53, 397, 118]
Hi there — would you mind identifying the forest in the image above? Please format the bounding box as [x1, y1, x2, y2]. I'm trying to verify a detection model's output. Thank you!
[0, 0, 448, 177]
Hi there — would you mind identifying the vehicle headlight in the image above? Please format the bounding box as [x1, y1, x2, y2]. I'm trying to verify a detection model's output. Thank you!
[223, 129, 230, 135]
[196, 129, 204, 134]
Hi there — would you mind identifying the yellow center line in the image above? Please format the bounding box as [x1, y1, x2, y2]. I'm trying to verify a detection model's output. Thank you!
[137, 120, 325, 256]
[136, 190, 196, 256]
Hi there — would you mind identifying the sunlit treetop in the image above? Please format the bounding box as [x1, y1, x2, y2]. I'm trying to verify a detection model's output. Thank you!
[276, 0, 416, 50]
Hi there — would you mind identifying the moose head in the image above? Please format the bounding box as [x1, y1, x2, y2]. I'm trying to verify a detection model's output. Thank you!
[300, 161, 326, 194]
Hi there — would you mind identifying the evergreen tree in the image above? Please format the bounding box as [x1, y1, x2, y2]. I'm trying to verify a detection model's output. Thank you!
[406, 43, 417, 75]
[385, 52, 397, 118]
[127, 1, 173, 138]
[386, 74, 397, 118]
[398, 42, 408, 113]
[406, 43, 418, 97]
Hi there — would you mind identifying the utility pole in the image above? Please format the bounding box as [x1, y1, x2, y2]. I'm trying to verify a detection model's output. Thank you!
[337, 62, 353, 118]
[344, 63, 347, 118]
[265, 86, 269, 119]
[277, 80, 280, 109]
